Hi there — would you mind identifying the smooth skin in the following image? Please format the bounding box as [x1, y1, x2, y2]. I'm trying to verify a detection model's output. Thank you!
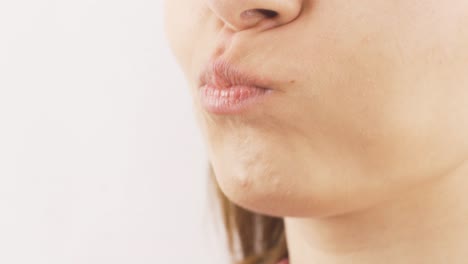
[164, 0, 468, 263]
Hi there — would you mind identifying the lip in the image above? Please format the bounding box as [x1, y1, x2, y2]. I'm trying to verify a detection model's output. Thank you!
[198, 58, 274, 114]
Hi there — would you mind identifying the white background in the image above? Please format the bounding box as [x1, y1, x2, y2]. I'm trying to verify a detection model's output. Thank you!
[0, 0, 228, 263]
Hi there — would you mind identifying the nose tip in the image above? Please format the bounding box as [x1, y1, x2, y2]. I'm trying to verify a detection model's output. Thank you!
[207, 0, 303, 32]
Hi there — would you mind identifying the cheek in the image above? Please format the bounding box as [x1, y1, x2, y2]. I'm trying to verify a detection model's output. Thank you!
[163, 0, 206, 69]
[170, 0, 468, 217]
[255, 1, 468, 214]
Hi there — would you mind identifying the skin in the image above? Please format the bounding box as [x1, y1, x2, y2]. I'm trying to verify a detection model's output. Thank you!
[164, 0, 468, 263]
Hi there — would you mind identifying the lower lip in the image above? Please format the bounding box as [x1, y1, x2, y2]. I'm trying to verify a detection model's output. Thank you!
[199, 84, 273, 114]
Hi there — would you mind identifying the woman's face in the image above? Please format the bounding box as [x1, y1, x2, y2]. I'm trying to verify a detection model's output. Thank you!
[164, 0, 468, 217]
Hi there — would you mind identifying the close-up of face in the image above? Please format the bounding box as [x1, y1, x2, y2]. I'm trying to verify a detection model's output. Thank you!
[164, 0, 468, 218]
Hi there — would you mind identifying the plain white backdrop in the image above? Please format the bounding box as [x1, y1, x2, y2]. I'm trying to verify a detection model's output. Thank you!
[0, 0, 228, 263]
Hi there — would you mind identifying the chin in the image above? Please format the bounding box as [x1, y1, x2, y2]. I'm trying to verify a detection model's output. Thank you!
[210, 156, 316, 218]
[210, 156, 382, 219]
[210, 155, 284, 214]
[207, 137, 370, 218]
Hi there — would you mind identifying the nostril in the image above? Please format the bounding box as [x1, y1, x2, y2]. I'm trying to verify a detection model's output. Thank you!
[240, 8, 278, 20]
[256, 9, 278, 18]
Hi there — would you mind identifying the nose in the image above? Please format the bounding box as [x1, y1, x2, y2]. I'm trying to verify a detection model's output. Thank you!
[206, 0, 304, 32]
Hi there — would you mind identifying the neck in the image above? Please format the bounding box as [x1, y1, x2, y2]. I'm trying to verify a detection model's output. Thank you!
[284, 161, 468, 264]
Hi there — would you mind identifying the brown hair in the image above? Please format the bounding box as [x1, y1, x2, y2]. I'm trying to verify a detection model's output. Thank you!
[208, 163, 288, 264]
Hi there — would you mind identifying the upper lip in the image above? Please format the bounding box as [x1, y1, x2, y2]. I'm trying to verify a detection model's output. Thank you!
[198, 58, 271, 90]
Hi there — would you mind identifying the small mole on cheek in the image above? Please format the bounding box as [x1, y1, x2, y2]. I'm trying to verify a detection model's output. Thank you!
[289, 80, 296, 84]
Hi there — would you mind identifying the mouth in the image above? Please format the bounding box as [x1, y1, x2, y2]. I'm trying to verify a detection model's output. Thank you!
[198, 58, 274, 115]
